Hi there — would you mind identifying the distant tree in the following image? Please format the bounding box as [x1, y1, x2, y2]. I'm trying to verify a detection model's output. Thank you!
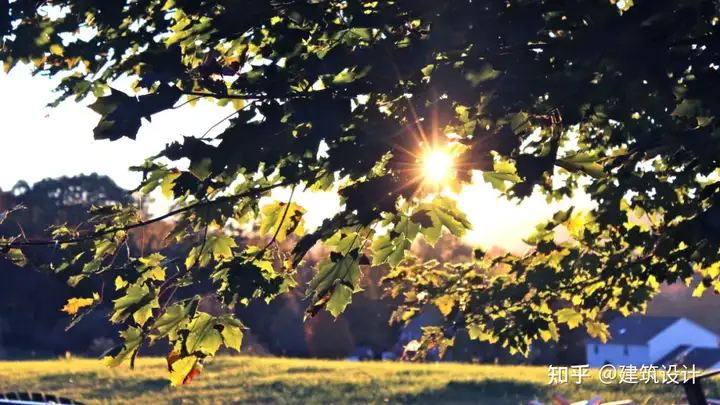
[5, 0, 720, 385]
[1, 174, 130, 235]
[0, 175, 131, 356]
[305, 311, 355, 359]
[268, 299, 309, 357]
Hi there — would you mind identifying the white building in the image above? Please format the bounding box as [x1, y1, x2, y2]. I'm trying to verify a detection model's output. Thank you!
[585, 315, 720, 368]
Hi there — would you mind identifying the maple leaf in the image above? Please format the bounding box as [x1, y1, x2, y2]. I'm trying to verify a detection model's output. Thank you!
[62, 297, 96, 315]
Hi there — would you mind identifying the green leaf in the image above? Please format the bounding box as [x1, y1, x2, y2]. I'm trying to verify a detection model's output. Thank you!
[161, 171, 182, 199]
[217, 314, 245, 352]
[152, 297, 199, 342]
[88, 88, 134, 116]
[671, 99, 702, 119]
[189, 158, 213, 180]
[510, 112, 530, 135]
[110, 284, 158, 325]
[482, 171, 522, 192]
[259, 201, 307, 242]
[6, 249, 27, 267]
[557, 153, 605, 178]
[325, 283, 354, 317]
[115, 276, 128, 290]
[305, 249, 362, 318]
[552, 207, 575, 224]
[370, 234, 411, 267]
[416, 197, 472, 246]
[350, 28, 373, 41]
[464, 62, 501, 85]
[206, 234, 238, 262]
[94, 239, 114, 256]
[186, 312, 224, 356]
[137, 253, 167, 281]
[103, 326, 143, 368]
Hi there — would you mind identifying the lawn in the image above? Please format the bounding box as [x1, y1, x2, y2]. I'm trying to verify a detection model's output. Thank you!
[0, 356, 712, 404]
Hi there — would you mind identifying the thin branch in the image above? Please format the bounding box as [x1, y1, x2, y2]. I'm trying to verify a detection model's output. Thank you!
[13, 221, 28, 242]
[259, 185, 296, 254]
[199, 101, 255, 140]
[1, 177, 304, 248]
[182, 89, 330, 101]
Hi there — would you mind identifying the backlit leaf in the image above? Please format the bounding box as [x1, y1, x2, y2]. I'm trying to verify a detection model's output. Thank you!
[556, 308, 583, 329]
[259, 201, 307, 242]
[186, 312, 223, 356]
[61, 297, 95, 315]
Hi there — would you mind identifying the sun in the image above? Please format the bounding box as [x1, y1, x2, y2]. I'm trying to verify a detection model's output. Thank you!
[423, 149, 454, 184]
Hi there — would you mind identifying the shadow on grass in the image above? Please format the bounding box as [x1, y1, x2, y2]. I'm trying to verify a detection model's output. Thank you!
[83, 378, 170, 401]
[395, 370, 437, 377]
[390, 379, 549, 405]
[232, 378, 548, 405]
[284, 367, 335, 374]
[38, 372, 100, 384]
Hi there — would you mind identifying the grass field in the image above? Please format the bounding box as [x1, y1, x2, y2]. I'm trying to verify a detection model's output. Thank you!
[0, 356, 715, 404]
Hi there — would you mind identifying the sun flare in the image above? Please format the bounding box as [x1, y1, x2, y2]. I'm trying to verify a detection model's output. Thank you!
[423, 150, 454, 184]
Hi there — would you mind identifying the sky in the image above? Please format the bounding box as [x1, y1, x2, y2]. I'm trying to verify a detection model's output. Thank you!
[0, 64, 593, 252]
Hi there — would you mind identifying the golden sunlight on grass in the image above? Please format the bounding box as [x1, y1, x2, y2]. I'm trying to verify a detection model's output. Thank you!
[422, 149, 454, 184]
[0, 357, 680, 404]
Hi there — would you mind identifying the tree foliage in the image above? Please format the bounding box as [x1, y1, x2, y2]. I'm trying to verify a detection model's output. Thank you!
[3, 0, 720, 383]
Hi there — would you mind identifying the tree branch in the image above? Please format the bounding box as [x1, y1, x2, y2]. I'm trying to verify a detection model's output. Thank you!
[259, 185, 296, 254]
[199, 101, 256, 139]
[182, 89, 331, 101]
[1, 177, 303, 248]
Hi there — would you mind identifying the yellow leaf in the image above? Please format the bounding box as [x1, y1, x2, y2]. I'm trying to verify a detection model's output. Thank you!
[49, 44, 64, 56]
[115, 276, 128, 290]
[556, 308, 583, 329]
[62, 297, 95, 315]
[615, 0, 634, 12]
[586, 321, 610, 343]
[566, 211, 586, 236]
[434, 295, 455, 316]
[707, 262, 720, 278]
[232, 99, 246, 110]
[693, 282, 706, 297]
[646, 275, 660, 290]
[144, 266, 166, 281]
[169, 355, 203, 386]
[447, 178, 463, 194]
[539, 322, 560, 342]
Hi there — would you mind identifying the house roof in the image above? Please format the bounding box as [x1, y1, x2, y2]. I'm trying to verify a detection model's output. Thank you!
[655, 344, 691, 366]
[677, 348, 720, 369]
[585, 315, 682, 345]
